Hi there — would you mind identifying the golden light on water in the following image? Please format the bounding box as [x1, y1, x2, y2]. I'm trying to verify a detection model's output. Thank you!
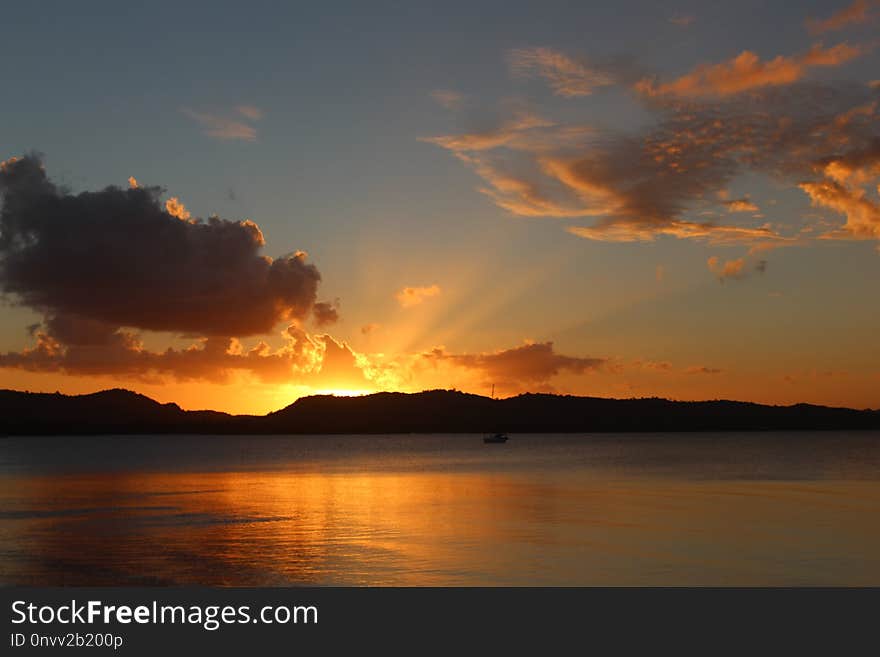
[5, 458, 880, 586]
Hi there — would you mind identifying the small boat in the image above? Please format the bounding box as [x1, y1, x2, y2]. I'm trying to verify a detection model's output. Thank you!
[482, 384, 508, 443]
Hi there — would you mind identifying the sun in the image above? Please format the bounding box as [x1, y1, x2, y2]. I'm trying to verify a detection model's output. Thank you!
[315, 388, 374, 397]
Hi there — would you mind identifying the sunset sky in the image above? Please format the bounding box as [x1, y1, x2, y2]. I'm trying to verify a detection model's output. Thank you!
[1, 1, 879, 414]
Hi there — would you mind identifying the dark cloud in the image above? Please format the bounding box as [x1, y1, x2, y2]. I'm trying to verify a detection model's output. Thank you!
[312, 300, 340, 327]
[423, 341, 605, 384]
[0, 154, 324, 337]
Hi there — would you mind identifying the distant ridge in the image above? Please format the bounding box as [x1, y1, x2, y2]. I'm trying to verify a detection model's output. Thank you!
[1, 388, 879, 435]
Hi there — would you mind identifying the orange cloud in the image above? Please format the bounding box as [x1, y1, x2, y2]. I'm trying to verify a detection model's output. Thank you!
[803, 180, 880, 240]
[806, 0, 876, 34]
[637, 43, 865, 98]
[723, 198, 760, 213]
[395, 284, 442, 308]
[801, 137, 880, 241]
[707, 255, 746, 280]
[426, 53, 878, 257]
[420, 112, 564, 152]
[706, 254, 769, 281]
[685, 366, 723, 375]
[568, 220, 786, 245]
[0, 318, 627, 403]
[508, 47, 614, 97]
[164, 196, 192, 221]
[0, 319, 369, 388]
[636, 359, 674, 371]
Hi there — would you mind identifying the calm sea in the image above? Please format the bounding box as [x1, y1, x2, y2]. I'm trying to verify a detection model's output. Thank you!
[1, 432, 879, 586]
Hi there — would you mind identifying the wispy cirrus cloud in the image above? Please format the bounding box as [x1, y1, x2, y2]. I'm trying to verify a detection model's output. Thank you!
[669, 14, 696, 28]
[235, 104, 264, 120]
[430, 89, 464, 110]
[568, 221, 786, 245]
[182, 105, 264, 141]
[419, 112, 562, 152]
[636, 42, 866, 98]
[806, 0, 877, 35]
[508, 47, 615, 97]
[424, 35, 878, 255]
[685, 366, 723, 375]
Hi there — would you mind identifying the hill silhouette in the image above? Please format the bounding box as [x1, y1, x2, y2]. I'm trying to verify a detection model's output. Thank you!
[1, 388, 879, 435]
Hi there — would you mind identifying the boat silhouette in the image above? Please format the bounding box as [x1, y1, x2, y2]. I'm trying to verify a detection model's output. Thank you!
[483, 384, 508, 444]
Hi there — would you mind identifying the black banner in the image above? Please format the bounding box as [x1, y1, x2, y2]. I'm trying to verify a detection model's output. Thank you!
[2, 588, 877, 654]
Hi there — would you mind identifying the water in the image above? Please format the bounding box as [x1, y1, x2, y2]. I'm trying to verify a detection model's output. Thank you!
[1, 432, 879, 586]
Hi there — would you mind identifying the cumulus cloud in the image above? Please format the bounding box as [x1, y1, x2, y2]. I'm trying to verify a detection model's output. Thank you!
[395, 284, 441, 308]
[0, 303, 613, 394]
[0, 317, 369, 387]
[508, 47, 615, 97]
[636, 43, 866, 98]
[312, 300, 340, 327]
[801, 136, 880, 240]
[0, 155, 325, 337]
[806, 0, 877, 35]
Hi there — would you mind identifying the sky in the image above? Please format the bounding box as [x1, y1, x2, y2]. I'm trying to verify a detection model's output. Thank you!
[1, 0, 879, 414]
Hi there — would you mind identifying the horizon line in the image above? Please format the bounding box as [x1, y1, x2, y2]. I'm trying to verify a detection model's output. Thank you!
[2, 386, 878, 417]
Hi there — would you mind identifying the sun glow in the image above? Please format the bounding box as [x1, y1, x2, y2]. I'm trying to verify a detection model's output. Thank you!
[315, 388, 375, 397]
